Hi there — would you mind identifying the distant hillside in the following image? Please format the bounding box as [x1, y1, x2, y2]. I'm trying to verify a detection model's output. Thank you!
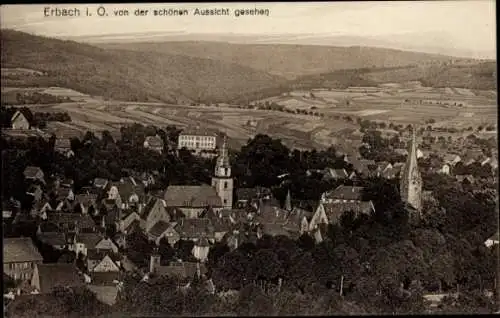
[290, 62, 497, 91]
[98, 41, 457, 79]
[1, 30, 286, 104]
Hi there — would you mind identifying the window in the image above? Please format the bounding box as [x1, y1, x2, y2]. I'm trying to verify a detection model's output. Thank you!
[224, 199, 227, 204]
[224, 181, 228, 189]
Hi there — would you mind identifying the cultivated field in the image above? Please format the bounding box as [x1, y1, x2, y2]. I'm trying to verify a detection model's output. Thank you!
[3, 83, 497, 150]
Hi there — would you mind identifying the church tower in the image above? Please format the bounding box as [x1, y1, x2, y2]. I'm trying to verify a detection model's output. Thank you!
[212, 135, 233, 209]
[400, 126, 423, 220]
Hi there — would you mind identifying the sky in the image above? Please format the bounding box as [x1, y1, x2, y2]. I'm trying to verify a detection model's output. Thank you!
[1, 1, 496, 57]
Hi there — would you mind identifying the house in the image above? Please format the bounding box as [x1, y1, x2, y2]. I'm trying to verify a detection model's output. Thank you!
[175, 218, 215, 242]
[439, 164, 451, 175]
[93, 178, 109, 189]
[147, 220, 174, 245]
[144, 135, 164, 153]
[54, 138, 74, 157]
[106, 177, 146, 209]
[31, 264, 84, 294]
[46, 213, 96, 233]
[322, 168, 349, 181]
[235, 187, 272, 208]
[443, 153, 461, 166]
[36, 231, 68, 250]
[26, 184, 43, 202]
[481, 156, 499, 170]
[164, 185, 223, 218]
[484, 231, 499, 248]
[87, 272, 122, 305]
[118, 209, 141, 233]
[30, 199, 54, 219]
[55, 187, 75, 204]
[23, 166, 44, 183]
[11, 110, 30, 129]
[350, 159, 377, 176]
[320, 185, 365, 204]
[2, 199, 20, 220]
[4, 238, 43, 281]
[149, 253, 207, 282]
[74, 193, 98, 215]
[192, 237, 211, 262]
[177, 127, 218, 153]
[73, 233, 102, 256]
[311, 185, 375, 229]
[86, 249, 121, 272]
[74, 233, 118, 257]
[456, 174, 475, 184]
[309, 201, 375, 230]
[209, 217, 232, 242]
[140, 196, 170, 232]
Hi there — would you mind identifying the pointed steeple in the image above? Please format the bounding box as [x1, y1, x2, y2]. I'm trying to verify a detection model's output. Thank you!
[284, 189, 292, 211]
[400, 125, 423, 216]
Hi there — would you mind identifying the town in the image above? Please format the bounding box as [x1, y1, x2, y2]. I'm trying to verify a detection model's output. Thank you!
[2, 104, 498, 316]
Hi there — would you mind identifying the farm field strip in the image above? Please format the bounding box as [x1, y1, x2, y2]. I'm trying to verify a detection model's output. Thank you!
[123, 108, 186, 126]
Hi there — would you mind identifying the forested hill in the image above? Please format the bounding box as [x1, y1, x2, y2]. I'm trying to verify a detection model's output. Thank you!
[0, 29, 287, 104]
[98, 41, 458, 80]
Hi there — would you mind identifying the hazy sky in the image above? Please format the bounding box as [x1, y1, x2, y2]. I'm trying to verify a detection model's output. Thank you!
[1, 1, 496, 54]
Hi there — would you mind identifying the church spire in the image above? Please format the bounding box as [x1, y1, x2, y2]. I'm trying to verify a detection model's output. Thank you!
[284, 189, 292, 211]
[400, 125, 423, 218]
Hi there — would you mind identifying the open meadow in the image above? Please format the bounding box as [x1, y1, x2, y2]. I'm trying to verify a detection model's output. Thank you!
[2, 82, 497, 150]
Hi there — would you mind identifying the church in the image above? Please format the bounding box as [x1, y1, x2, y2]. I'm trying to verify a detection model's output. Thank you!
[163, 135, 234, 218]
[399, 126, 423, 223]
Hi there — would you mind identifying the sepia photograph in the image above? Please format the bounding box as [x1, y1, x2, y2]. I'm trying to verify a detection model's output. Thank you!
[1, 1, 498, 316]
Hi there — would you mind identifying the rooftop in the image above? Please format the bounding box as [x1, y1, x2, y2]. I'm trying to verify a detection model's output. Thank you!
[4, 237, 43, 263]
[164, 185, 222, 208]
[35, 264, 84, 293]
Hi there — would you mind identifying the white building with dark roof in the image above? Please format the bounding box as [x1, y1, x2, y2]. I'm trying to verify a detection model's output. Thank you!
[178, 127, 218, 153]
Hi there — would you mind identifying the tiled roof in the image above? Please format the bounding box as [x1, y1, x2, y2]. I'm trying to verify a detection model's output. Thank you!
[23, 166, 43, 179]
[86, 249, 121, 262]
[175, 218, 214, 239]
[195, 237, 210, 247]
[4, 237, 43, 263]
[47, 213, 96, 230]
[37, 232, 67, 246]
[76, 233, 103, 249]
[54, 138, 71, 149]
[180, 127, 218, 137]
[323, 201, 374, 224]
[236, 188, 259, 201]
[35, 264, 84, 293]
[156, 261, 208, 280]
[56, 188, 73, 201]
[148, 220, 171, 238]
[324, 185, 365, 201]
[210, 217, 232, 233]
[142, 197, 166, 220]
[75, 193, 97, 207]
[261, 223, 292, 237]
[256, 206, 289, 225]
[90, 271, 122, 286]
[93, 178, 109, 188]
[164, 185, 222, 208]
